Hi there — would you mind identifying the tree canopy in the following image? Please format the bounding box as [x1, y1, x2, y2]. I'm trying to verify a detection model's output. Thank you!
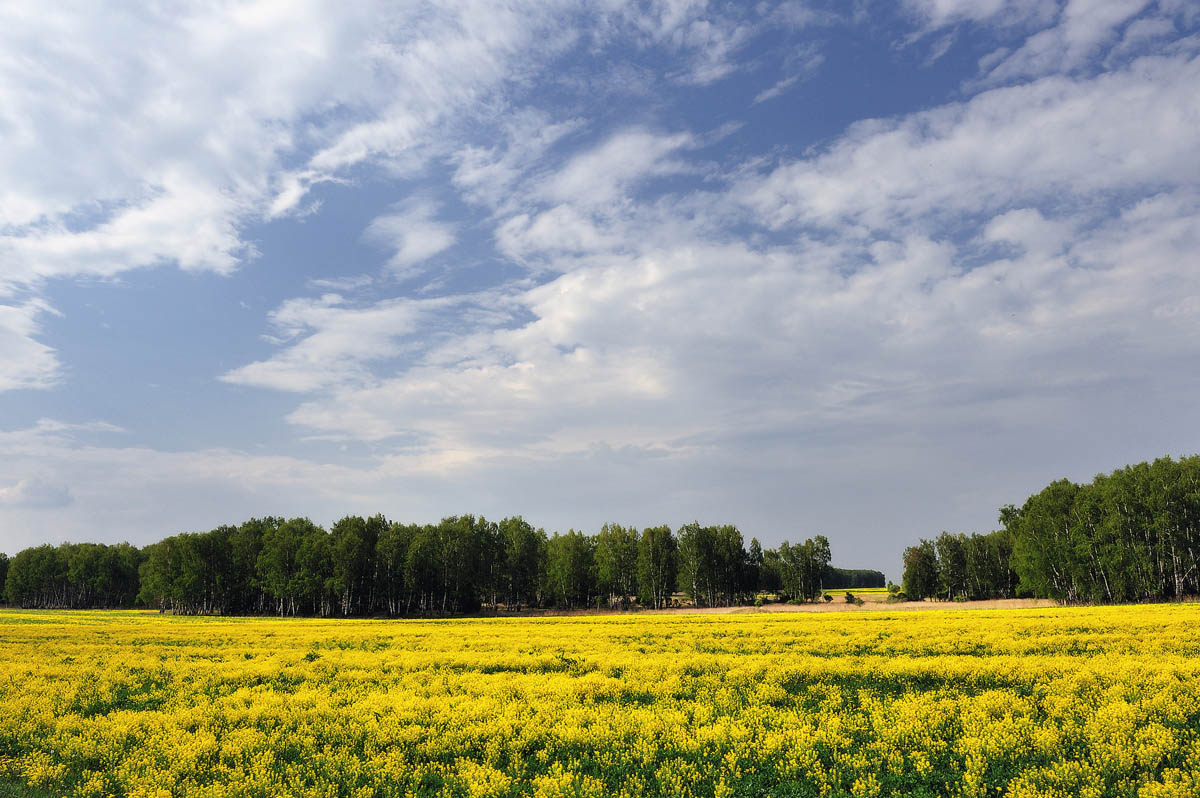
[902, 455, 1200, 603]
[3, 516, 866, 616]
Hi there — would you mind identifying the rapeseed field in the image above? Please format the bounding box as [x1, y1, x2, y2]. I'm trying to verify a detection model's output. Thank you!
[1, 605, 1198, 797]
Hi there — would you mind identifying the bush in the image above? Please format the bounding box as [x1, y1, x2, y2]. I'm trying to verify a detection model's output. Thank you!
[823, 593, 833, 603]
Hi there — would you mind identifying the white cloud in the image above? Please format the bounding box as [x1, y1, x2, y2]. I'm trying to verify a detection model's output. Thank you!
[496, 205, 622, 264]
[256, 183, 1200, 500]
[740, 52, 1200, 231]
[609, 1, 758, 85]
[0, 1, 595, 290]
[487, 128, 704, 268]
[452, 110, 584, 210]
[753, 45, 825, 104]
[0, 300, 62, 391]
[902, 0, 1188, 84]
[1106, 15, 1179, 61]
[308, 274, 375, 292]
[539, 129, 696, 209]
[0, 419, 395, 550]
[230, 43, 1200, 516]
[754, 75, 803, 104]
[284, 0, 581, 197]
[0, 0, 596, 393]
[5, 2, 1199, 573]
[0, 477, 72, 509]
[221, 293, 468, 392]
[364, 199, 456, 276]
[0, 1, 378, 284]
[982, 0, 1155, 82]
[902, 0, 1059, 31]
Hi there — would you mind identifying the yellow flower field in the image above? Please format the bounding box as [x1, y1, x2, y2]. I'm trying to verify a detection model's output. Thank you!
[1, 605, 1199, 797]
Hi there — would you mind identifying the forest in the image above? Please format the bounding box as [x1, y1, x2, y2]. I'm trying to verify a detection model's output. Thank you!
[903, 455, 1200, 603]
[0, 518, 883, 615]
[11, 454, 1194, 615]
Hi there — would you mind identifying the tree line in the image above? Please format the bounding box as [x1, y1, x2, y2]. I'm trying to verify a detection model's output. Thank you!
[2, 517, 882, 615]
[903, 455, 1200, 603]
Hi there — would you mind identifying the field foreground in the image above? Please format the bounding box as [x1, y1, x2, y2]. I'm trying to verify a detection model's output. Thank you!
[1, 607, 1199, 797]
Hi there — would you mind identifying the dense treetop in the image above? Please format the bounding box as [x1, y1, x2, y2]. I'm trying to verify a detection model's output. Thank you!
[10, 454, 1193, 616]
[903, 455, 1200, 604]
[2, 518, 877, 615]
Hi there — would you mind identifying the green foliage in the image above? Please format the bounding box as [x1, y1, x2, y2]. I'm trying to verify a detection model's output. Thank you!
[904, 454, 1200, 605]
[594, 524, 638, 602]
[759, 547, 782, 594]
[7, 542, 141, 609]
[903, 530, 1017, 603]
[901, 540, 939, 601]
[636, 525, 677, 609]
[376, 522, 416, 614]
[543, 530, 595, 609]
[3, 511, 867, 618]
[824, 566, 886, 588]
[676, 523, 750, 607]
[776, 535, 831, 603]
[1002, 456, 1200, 603]
[256, 518, 326, 615]
[0, 778, 55, 798]
[327, 514, 385, 616]
[499, 516, 545, 609]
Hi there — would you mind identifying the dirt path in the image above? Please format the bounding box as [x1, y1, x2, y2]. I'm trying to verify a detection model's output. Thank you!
[529, 598, 1061, 617]
[649, 598, 1059, 614]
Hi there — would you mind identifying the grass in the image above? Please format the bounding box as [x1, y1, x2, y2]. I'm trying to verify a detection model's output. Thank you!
[0, 779, 53, 798]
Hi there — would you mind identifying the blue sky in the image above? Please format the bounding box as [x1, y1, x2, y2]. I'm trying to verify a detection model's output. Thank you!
[2, 0, 1198, 578]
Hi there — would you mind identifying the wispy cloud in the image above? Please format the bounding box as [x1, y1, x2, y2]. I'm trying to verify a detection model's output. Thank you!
[236, 39, 1200, 527]
[308, 275, 375, 292]
[3, 1, 1198, 573]
[221, 293, 469, 392]
[979, 0, 1157, 83]
[364, 199, 457, 277]
[0, 300, 61, 391]
[741, 52, 1200, 230]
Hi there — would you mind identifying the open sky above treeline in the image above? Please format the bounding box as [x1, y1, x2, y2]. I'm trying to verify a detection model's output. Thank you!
[1, 1, 1198, 576]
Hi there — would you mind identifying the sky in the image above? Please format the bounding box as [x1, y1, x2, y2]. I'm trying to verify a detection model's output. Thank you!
[1, 0, 1198, 578]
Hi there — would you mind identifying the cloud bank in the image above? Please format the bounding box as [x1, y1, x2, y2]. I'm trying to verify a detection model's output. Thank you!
[1, 1, 1197, 576]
